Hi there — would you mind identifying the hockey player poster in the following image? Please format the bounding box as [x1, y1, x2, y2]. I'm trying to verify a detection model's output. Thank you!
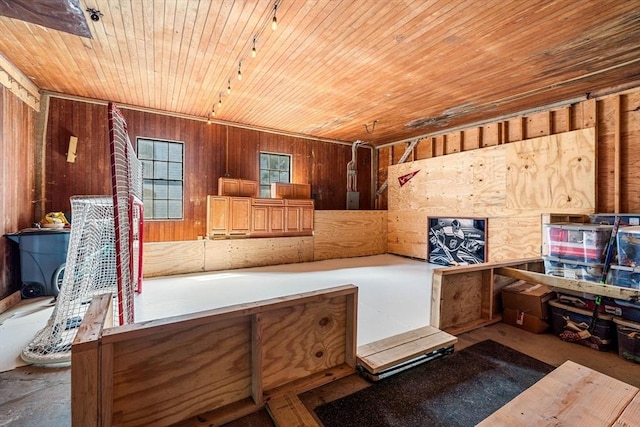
[428, 217, 487, 266]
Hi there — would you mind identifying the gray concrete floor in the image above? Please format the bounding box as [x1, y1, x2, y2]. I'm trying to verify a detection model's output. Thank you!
[2, 321, 639, 427]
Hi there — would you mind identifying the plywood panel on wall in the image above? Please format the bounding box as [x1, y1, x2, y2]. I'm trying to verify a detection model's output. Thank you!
[387, 128, 596, 263]
[313, 211, 387, 260]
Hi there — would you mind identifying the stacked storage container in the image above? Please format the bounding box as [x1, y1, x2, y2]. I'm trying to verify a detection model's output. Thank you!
[607, 225, 640, 363]
[543, 221, 617, 352]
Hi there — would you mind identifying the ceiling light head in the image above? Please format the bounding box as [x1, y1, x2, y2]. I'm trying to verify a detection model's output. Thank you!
[227, 79, 231, 94]
[252, 38, 257, 58]
[237, 62, 242, 80]
[218, 93, 222, 107]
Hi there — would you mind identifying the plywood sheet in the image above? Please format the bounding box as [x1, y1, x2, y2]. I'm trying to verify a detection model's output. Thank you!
[313, 210, 387, 260]
[110, 317, 252, 426]
[261, 295, 347, 390]
[143, 240, 205, 277]
[506, 128, 596, 210]
[388, 129, 596, 261]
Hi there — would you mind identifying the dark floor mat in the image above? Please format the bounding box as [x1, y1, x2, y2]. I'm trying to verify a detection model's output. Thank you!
[315, 339, 554, 427]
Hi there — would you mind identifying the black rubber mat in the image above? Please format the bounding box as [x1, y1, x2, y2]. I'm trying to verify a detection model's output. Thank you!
[315, 340, 554, 427]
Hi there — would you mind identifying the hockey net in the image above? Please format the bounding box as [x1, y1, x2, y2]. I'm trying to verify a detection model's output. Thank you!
[21, 103, 143, 365]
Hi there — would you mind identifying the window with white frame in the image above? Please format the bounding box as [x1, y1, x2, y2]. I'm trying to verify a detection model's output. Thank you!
[259, 152, 291, 197]
[138, 138, 184, 220]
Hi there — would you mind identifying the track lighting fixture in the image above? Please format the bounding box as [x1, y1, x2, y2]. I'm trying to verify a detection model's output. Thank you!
[272, 4, 278, 30]
[252, 37, 257, 58]
[227, 79, 231, 94]
[237, 62, 242, 80]
[218, 93, 222, 108]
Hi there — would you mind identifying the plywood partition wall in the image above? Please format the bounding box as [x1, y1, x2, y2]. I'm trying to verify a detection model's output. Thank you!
[72, 286, 358, 426]
[387, 128, 596, 262]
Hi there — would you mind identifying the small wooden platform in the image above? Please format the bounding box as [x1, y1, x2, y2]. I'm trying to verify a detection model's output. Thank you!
[357, 326, 457, 381]
[478, 360, 640, 426]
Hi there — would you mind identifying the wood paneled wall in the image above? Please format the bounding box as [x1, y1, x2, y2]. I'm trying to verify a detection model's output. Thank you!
[378, 90, 640, 213]
[0, 86, 37, 299]
[44, 97, 372, 242]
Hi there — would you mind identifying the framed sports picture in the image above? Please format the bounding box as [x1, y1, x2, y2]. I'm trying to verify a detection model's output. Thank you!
[428, 217, 487, 266]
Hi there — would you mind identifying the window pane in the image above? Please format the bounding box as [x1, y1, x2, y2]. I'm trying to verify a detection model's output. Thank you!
[138, 139, 153, 160]
[260, 186, 271, 198]
[143, 180, 154, 200]
[269, 170, 279, 183]
[167, 181, 182, 199]
[143, 200, 153, 219]
[278, 155, 289, 171]
[154, 200, 168, 218]
[260, 153, 269, 169]
[154, 161, 168, 179]
[142, 160, 154, 179]
[154, 141, 169, 161]
[168, 143, 182, 162]
[260, 170, 269, 185]
[279, 171, 289, 182]
[154, 181, 168, 198]
[269, 154, 279, 169]
[167, 200, 182, 218]
[168, 162, 182, 180]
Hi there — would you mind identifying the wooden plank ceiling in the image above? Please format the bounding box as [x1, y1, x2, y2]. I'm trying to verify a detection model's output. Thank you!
[0, 0, 639, 146]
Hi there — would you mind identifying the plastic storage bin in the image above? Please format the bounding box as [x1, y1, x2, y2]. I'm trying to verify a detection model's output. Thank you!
[549, 299, 616, 351]
[606, 265, 640, 289]
[617, 226, 640, 267]
[555, 291, 623, 316]
[544, 222, 612, 263]
[589, 214, 640, 227]
[613, 317, 640, 363]
[543, 255, 603, 282]
[4, 228, 70, 298]
[612, 299, 640, 323]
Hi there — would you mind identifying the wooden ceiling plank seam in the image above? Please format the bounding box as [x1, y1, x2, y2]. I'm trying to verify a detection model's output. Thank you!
[205, 0, 267, 117]
[185, 0, 235, 115]
[257, 0, 457, 135]
[190, 0, 251, 116]
[174, 0, 211, 114]
[137, 0, 158, 109]
[105, 0, 140, 107]
[124, 0, 150, 107]
[157, 0, 173, 111]
[165, 0, 188, 112]
[118, 0, 145, 109]
[241, 0, 397, 129]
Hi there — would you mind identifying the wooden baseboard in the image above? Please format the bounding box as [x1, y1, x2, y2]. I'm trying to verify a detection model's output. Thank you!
[0, 291, 21, 315]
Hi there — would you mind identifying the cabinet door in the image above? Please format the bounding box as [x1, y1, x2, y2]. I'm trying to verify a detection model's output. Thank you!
[218, 178, 239, 196]
[269, 206, 285, 234]
[285, 206, 301, 232]
[251, 205, 269, 234]
[229, 198, 251, 234]
[206, 196, 229, 236]
[240, 180, 258, 197]
[301, 206, 314, 233]
[272, 182, 293, 199]
[293, 184, 311, 199]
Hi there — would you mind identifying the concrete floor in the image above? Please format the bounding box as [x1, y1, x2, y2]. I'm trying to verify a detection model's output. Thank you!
[2, 323, 640, 427]
[2, 255, 640, 426]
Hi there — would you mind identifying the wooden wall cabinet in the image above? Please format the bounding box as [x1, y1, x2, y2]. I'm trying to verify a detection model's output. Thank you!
[207, 196, 312, 238]
[218, 177, 258, 197]
[271, 182, 311, 199]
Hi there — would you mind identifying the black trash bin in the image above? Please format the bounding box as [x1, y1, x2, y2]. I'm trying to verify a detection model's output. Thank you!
[5, 228, 70, 298]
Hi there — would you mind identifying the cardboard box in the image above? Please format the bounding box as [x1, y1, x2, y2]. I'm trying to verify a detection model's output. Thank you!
[502, 280, 554, 319]
[503, 308, 550, 334]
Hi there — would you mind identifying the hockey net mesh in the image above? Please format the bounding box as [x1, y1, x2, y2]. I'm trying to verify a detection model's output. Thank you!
[21, 103, 143, 365]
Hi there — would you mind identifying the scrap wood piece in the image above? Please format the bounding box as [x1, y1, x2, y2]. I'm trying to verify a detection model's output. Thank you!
[266, 392, 320, 427]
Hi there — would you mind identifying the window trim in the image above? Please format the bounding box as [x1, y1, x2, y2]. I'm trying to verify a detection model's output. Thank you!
[137, 137, 185, 221]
